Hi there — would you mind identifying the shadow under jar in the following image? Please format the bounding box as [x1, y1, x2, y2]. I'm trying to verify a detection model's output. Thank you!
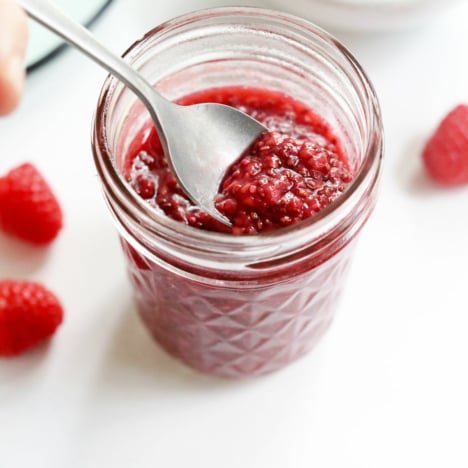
[92, 7, 383, 378]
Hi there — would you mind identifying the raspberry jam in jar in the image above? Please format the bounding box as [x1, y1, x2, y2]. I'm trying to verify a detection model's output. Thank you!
[92, 8, 383, 378]
[125, 86, 354, 235]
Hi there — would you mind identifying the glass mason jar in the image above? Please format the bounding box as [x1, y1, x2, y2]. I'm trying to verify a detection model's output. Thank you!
[92, 7, 383, 378]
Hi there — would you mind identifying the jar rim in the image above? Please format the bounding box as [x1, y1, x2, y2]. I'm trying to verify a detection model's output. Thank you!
[92, 6, 384, 258]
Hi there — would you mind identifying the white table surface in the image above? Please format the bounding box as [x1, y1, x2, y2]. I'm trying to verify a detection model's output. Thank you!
[1, 1, 468, 467]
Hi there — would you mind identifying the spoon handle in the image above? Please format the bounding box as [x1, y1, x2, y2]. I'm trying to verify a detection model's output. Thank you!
[18, 0, 163, 107]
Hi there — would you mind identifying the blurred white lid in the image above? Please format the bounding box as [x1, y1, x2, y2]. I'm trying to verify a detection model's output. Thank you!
[267, 0, 464, 33]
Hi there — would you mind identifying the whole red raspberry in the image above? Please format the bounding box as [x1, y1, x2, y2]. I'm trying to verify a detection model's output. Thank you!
[0, 280, 63, 357]
[422, 104, 468, 186]
[0, 163, 63, 245]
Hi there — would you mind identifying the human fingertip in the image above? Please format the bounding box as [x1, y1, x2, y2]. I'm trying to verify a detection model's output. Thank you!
[0, 56, 25, 116]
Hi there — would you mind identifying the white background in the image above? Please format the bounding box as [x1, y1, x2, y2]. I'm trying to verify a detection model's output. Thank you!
[1, 0, 468, 467]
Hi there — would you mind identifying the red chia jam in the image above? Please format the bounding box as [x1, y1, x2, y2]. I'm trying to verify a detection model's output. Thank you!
[121, 86, 357, 377]
[124, 86, 354, 234]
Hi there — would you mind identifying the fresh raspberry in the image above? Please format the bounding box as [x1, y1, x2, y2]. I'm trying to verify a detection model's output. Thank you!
[0, 280, 63, 357]
[0, 163, 63, 244]
[422, 104, 468, 186]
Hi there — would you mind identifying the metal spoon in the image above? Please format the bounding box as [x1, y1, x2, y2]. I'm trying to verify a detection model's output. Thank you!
[19, 0, 267, 226]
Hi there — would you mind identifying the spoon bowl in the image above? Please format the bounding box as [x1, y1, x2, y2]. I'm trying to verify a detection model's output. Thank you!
[156, 101, 267, 222]
[19, 0, 268, 225]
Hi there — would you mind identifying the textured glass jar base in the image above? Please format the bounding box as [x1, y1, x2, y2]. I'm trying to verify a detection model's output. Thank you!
[122, 239, 355, 378]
